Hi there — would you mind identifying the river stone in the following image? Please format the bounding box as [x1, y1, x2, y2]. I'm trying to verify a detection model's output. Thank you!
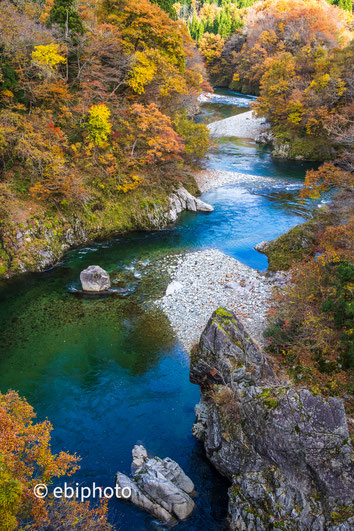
[80, 265, 111, 292]
[115, 445, 195, 523]
[166, 280, 183, 296]
[224, 281, 239, 290]
[116, 472, 173, 523]
[161, 457, 195, 494]
[135, 459, 195, 520]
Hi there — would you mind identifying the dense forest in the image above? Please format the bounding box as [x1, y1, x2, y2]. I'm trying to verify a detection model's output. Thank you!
[0, 0, 210, 276]
[0, 0, 353, 529]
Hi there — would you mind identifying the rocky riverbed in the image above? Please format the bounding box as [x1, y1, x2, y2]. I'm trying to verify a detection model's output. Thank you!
[207, 110, 268, 138]
[155, 248, 286, 351]
[195, 169, 280, 193]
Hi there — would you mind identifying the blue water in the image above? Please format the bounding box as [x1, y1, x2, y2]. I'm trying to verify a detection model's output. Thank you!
[0, 90, 316, 529]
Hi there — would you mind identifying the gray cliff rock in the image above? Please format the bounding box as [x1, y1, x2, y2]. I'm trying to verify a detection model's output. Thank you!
[255, 130, 274, 145]
[168, 187, 214, 222]
[116, 445, 195, 523]
[80, 265, 111, 292]
[190, 308, 354, 530]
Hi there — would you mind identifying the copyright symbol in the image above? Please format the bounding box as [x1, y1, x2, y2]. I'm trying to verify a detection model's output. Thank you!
[34, 484, 48, 498]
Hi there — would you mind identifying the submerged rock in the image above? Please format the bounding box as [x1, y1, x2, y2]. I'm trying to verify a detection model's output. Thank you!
[80, 265, 111, 292]
[168, 187, 214, 222]
[116, 445, 195, 524]
[191, 308, 354, 530]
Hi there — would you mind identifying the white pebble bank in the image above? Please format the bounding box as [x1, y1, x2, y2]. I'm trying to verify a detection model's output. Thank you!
[155, 248, 286, 351]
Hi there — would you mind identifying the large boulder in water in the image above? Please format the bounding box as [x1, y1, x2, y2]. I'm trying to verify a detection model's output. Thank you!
[80, 265, 111, 292]
[116, 445, 195, 524]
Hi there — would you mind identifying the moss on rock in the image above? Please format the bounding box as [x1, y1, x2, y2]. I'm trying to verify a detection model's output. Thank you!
[265, 208, 332, 271]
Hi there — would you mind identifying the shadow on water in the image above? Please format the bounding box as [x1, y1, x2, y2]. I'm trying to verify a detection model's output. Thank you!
[0, 89, 318, 529]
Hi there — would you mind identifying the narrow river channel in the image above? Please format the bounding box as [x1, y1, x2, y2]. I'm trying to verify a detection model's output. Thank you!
[0, 90, 316, 529]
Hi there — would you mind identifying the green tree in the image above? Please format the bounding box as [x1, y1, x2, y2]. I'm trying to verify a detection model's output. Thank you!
[151, 0, 176, 17]
[198, 18, 206, 40]
[213, 13, 220, 34]
[189, 11, 200, 40]
[206, 16, 214, 33]
[49, 0, 84, 34]
[337, 0, 352, 11]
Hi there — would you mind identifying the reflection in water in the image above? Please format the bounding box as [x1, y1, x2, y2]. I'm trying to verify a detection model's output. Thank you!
[0, 89, 317, 530]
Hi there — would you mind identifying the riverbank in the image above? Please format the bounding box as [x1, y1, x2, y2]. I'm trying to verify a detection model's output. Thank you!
[155, 248, 287, 351]
[207, 110, 268, 138]
[0, 179, 203, 279]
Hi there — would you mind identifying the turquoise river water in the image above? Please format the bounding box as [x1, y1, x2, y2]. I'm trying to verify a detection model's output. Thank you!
[0, 91, 316, 529]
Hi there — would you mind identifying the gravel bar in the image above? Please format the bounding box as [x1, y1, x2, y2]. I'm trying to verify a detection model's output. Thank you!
[207, 110, 268, 138]
[195, 169, 279, 193]
[155, 249, 286, 352]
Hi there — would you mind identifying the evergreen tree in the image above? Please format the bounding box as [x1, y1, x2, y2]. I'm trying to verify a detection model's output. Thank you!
[231, 15, 242, 32]
[49, 0, 84, 34]
[206, 16, 215, 34]
[198, 18, 206, 40]
[151, 0, 176, 17]
[219, 9, 232, 38]
[214, 13, 220, 34]
[189, 11, 200, 40]
[337, 0, 352, 11]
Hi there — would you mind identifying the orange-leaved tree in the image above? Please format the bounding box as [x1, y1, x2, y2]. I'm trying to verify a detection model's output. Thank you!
[0, 390, 111, 530]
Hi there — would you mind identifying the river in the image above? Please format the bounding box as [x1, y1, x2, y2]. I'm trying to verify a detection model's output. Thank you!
[0, 90, 316, 529]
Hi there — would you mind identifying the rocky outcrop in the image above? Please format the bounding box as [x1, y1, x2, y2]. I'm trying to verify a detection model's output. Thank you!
[255, 130, 274, 145]
[168, 187, 214, 222]
[190, 308, 354, 530]
[115, 445, 195, 524]
[1, 185, 212, 278]
[80, 265, 111, 292]
[271, 139, 295, 159]
[254, 240, 270, 254]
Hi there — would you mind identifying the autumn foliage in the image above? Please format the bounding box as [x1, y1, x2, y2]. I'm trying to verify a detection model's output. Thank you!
[265, 165, 354, 402]
[0, 390, 111, 530]
[0, 0, 208, 209]
[206, 0, 353, 160]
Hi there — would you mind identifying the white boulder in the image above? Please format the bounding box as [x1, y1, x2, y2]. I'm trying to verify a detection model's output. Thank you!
[115, 445, 195, 523]
[80, 265, 111, 292]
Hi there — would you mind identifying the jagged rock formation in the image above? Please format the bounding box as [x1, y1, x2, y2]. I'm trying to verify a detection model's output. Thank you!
[115, 445, 195, 524]
[168, 187, 214, 222]
[80, 265, 111, 292]
[190, 308, 354, 530]
[255, 131, 274, 145]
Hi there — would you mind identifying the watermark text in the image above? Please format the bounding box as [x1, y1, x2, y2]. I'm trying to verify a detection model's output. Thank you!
[34, 482, 131, 502]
